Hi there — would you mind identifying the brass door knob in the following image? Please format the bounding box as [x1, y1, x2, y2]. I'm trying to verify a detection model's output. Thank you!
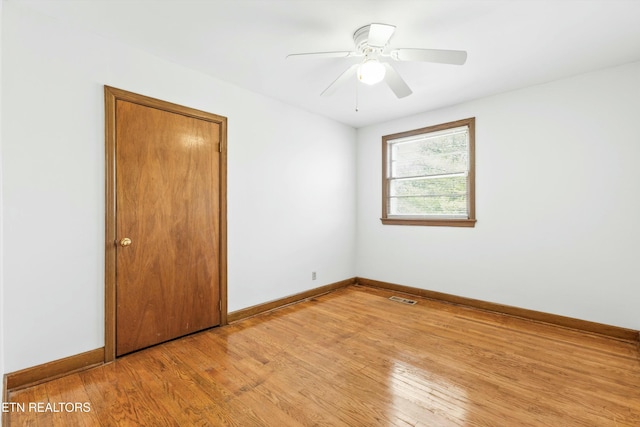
[119, 237, 132, 247]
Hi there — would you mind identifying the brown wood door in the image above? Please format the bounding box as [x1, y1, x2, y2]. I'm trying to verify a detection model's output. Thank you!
[114, 98, 222, 356]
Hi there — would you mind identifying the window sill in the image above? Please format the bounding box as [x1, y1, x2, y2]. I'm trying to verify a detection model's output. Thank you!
[380, 218, 477, 227]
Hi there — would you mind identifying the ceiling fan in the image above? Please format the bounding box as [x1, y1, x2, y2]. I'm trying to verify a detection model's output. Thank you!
[287, 23, 467, 98]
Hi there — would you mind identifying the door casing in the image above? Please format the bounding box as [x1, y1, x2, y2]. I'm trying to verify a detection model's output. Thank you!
[104, 86, 227, 361]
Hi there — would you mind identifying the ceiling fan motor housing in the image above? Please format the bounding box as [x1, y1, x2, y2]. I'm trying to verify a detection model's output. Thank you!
[353, 25, 383, 55]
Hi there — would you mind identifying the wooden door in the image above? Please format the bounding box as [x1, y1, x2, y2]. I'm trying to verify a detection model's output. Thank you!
[105, 87, 227, 358]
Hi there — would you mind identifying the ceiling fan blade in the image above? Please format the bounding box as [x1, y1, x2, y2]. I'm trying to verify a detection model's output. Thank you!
[287, 51, 355, 59]
[367, 23, 396, 48]
[393, 48, 467, 65]
[321, 64, 359, 96]
[383, 63, 412, 98]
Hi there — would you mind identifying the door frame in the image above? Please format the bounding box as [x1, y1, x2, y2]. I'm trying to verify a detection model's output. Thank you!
[104, 86, 228, 362]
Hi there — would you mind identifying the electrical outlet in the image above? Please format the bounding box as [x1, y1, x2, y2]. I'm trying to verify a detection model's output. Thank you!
[312, 272, 317, 280]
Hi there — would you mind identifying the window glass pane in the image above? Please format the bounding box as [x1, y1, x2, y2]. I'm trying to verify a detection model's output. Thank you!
[389, 175, 467, 197]
[389, 195, 468, 216]
[389, 175, 468, 216]
[390, 129, 468, 178]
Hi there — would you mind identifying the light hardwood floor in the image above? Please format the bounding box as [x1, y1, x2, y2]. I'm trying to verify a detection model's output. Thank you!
[7, 285, 640, 426]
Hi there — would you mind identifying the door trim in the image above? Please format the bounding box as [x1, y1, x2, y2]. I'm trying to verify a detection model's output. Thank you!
[104, 86, 228, 362]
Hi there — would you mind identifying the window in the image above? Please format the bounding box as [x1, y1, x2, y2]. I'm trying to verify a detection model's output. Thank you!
[382, 117, 476, 227]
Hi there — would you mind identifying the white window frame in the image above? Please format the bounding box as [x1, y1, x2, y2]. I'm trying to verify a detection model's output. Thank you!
[381, 117, 476, 227]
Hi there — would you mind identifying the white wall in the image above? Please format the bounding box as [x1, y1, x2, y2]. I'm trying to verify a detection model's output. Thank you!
[357, 61, 640, 330]
[1, 3, 356, 372]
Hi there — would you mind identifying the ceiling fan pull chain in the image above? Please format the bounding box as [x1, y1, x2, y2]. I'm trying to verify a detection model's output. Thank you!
[355, 79, 359, 112]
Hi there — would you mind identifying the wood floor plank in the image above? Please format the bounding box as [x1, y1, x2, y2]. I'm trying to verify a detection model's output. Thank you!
[7, 285, 640, 426]
[7, 386, 50, 427]
[42, 374, 99, 427]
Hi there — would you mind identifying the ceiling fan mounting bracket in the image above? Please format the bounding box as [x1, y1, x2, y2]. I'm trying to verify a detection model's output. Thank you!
[353, 25, 370, 53]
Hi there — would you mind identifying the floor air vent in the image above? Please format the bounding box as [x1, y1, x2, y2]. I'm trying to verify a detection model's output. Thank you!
[389, 296, 417, 305]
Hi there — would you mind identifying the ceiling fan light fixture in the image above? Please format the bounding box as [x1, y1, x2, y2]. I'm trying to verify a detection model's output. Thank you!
[358, 59, 386, 85]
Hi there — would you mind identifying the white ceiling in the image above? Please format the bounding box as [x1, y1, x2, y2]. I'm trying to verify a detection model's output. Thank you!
[14, 0, 640, 128]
